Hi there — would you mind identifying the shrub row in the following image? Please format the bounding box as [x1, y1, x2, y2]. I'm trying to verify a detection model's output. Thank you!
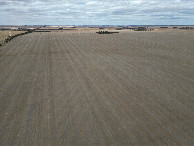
[96, 31, 119, 34]
[34, 30, 51, 32]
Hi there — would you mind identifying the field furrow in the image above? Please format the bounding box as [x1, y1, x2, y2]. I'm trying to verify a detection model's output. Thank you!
[0, 31, 193, 145]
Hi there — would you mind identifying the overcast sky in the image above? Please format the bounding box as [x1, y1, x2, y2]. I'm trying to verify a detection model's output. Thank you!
[0, 0, 194, 25]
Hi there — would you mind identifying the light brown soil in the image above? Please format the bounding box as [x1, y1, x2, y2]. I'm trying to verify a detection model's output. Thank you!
[0, 31, 26, 43]
[0, 31, 193, 145]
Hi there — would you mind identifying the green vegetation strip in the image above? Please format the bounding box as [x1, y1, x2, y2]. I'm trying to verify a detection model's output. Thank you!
[96, 31, 119, 34]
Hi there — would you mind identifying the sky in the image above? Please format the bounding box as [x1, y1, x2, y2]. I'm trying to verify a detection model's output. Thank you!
[0, 0, 194, 25]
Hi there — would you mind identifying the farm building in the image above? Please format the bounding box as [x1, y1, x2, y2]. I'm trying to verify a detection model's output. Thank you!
[180, 27, 192, 29]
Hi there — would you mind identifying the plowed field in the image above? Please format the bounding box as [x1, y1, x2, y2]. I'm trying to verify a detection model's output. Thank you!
[0, 31, 193, 145]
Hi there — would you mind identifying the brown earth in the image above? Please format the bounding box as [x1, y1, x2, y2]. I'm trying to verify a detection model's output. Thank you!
[0, 31, 193, 145]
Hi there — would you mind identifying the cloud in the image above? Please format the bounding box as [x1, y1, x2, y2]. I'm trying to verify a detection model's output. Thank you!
[0, 0, 194, 25]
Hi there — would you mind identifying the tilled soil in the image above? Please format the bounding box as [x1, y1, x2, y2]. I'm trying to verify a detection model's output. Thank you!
[0, 31, 193, 145]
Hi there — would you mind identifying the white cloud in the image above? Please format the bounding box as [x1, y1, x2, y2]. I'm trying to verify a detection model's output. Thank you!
[0, 0, 194, 25]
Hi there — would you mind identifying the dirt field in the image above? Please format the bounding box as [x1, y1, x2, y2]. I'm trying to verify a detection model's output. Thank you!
[0, 30, 26, 43]
[0, 31, 193, 145]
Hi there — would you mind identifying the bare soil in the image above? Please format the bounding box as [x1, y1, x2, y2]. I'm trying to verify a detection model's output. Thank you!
[0, 31, 193, 145]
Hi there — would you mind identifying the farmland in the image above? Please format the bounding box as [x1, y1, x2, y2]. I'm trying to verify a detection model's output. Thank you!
[0, 30, 194, 145]
[0, 30, 26, 44]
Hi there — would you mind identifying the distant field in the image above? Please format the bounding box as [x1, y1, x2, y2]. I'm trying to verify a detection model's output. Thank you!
[0, 30, 26, 43]
[0, 31, 193, 145]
